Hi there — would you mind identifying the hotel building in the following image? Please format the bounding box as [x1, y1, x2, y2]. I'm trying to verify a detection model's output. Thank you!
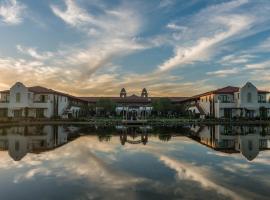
[0, 81, 270, 119]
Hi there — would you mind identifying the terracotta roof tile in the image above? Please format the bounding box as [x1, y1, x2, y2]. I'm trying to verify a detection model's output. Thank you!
[79, 96, 188, 103]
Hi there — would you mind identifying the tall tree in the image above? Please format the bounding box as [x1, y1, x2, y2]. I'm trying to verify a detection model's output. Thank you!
[152, 98, 172, 116]
[96, 98, 116, 116]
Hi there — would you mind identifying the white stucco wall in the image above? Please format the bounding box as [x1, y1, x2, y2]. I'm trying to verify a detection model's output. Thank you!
[9, 82, 30, 108]
[57, 95, 69, 116]
[239, 82, 258, 109]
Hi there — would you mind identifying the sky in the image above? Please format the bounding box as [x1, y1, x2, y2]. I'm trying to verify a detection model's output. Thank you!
[0, 0, 270, 97]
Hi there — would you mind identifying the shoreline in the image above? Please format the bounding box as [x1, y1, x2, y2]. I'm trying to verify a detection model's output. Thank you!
[0, 118, 270, 126]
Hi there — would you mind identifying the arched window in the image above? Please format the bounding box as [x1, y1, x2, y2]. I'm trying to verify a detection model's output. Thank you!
[16, 93, 21, 103]
[247, 92, 252, 103]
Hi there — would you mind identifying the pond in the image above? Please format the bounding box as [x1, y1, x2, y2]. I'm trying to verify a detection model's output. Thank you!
[0, 124, 269, 200]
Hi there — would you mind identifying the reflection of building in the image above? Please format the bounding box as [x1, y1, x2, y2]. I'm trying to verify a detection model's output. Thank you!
[0, 125, 79, 161]
[116, 125, 151, 145]
[190, 125, 270, 161]
[186, 82, 270, 118]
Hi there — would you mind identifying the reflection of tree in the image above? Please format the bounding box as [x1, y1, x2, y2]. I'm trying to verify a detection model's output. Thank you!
[120, 134, 127, 145]
[158, 134, 172, 142]
[261, 126, 269, 136]
[98, 134, 111, 142]
[95, 126, 116, 135]
[141, 133, 148, 145]
[119, 133, 148, 145]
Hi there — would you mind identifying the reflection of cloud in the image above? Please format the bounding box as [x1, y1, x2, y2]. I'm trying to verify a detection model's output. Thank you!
[0, 135, 270, 199]
[11, 137, 145, 190]
[14, 167, 52, 183]
[207, 151, 241, 159]
[159, 155, 244, 200]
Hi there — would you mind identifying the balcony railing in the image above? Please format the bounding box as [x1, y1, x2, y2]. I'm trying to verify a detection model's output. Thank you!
[0, 100, 9, 103]
[216, 100, 236, 103]
[33, 100, 47, 103]
[220, 100, 234, 103]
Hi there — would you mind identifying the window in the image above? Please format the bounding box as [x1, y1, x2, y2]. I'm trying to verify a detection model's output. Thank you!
[247, 92, 252, 103]
[258, 95, 265, 103]
[16, 93, 21, 103]
[40, 95, 46, 102]
[238, 93, 240, 99]
[220, 95, 229, 103]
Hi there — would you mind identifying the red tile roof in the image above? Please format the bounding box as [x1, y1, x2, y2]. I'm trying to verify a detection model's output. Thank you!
[79, 96, 188, 104]
[181, 85, 270, 102]
[193, 86, 239, 98]
[0, 86, 88, 102]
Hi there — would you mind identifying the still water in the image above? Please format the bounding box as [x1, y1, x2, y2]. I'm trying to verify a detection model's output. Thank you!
[0, 124, 270, 200]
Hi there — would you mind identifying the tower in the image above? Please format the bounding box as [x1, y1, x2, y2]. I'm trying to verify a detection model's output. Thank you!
[120, 88, 127, 98]
[141, 88, 148, 98]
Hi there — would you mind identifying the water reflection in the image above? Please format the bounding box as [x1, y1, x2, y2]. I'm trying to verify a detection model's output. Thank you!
[116, 125, 151, 145]
[190, 125, 270, 161]
[0, 124, 270, 200]
[0, 125, 80, 161]
[0, 124, 270, 162]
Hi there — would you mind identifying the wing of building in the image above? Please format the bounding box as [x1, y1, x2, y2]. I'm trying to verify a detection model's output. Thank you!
[185, 82, 270, 118]
[0, 82, 88, 118]
[1, 81, 269, 119]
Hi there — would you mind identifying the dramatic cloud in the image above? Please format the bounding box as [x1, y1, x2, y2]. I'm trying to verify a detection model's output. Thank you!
[51, 0, 91, 27]
[207, 68, 240, 77]
[0, 0, 25, 25]
[1, 0, 270, 96]
[49, 0, 146, 78]
[220, 54, 255, 65]
[158, 0, 253, 72]
[16, 45, 54, 60]
[245, 60, 270, 70]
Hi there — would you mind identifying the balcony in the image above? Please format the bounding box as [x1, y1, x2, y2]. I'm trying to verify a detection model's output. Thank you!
[258, 102, 270, 108]
[30, 100, 50, 108]
[216, 100, 237, 108]
[219, 100, 234, 103]
[0, 100, 9, 103]
[0, 100, 9, 108]
[33, 100, 47, 103]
